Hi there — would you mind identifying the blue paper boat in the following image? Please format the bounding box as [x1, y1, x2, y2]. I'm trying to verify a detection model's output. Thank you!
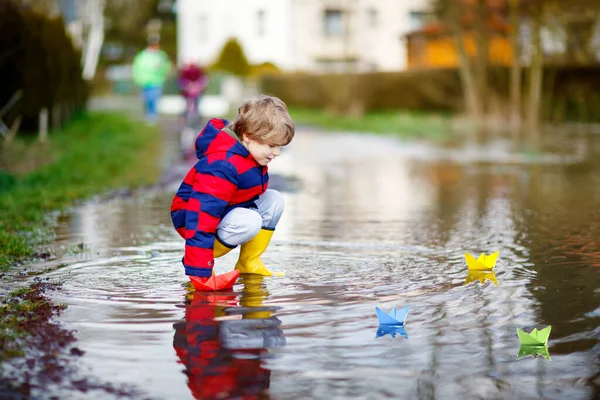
[376, 324, 408, 339]
[375, 306, 409, 325]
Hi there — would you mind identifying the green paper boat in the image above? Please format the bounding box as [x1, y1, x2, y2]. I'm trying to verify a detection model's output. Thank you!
[516, 325, 552, 361]
[517, 326, 551, 346]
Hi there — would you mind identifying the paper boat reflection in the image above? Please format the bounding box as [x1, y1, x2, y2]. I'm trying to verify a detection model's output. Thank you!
[464, 270, 498, 286]
[516, 345, 551, 361]
[376, 324, 408, 339]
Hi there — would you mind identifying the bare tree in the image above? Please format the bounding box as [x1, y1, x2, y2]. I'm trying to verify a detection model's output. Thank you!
[434, 0, 484, 125]
[76, 0, 107, 80]
[472, 0, 490, 116]
[558, 0, 600, 64]
[508, 0, 522, 131]
[524, 1, 544, 136]
[431, 0, 600, 137]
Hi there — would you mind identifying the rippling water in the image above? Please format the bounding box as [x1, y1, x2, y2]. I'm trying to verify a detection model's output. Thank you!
[26, 127, 600, 399]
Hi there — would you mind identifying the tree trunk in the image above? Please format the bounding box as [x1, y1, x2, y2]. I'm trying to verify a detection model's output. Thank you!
[436, 0, 483, 131]
[541, 67, 556, 123]
[473, 0, 489, 116]
[526, 15, 544, 138]
[449, 18, 483, 124]
[81, 0, 106, 80]
[508, 0, 522, 134]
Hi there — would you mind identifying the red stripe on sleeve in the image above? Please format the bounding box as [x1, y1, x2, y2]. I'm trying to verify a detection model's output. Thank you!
[187, 198, 201, 212]
[176, 227, 185, 239]
[171, 195, 187, 212]
[196, 211, 220, 233]
[184, 246, 214, 268]
[183, 167, 196, 186]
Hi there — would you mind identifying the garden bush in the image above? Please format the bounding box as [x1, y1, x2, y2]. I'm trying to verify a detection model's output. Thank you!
[0, 0, 88, 134]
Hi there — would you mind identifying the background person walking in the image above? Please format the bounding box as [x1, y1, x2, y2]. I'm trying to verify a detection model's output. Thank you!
[132, 35, 171, 125]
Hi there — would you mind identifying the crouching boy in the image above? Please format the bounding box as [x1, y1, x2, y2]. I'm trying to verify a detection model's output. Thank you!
[171, 95, 295, 290]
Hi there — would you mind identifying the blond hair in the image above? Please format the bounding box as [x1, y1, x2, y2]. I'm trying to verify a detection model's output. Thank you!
[230, 95, 295, 146]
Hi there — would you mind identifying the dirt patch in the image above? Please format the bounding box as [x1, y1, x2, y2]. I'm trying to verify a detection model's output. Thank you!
[0, 280, 147, 399]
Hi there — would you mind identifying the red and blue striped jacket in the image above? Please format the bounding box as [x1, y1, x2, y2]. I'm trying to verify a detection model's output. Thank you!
[171, 118, 268, 277]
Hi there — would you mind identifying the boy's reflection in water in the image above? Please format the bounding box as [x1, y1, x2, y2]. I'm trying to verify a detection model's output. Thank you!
[173, 275, 285, 399]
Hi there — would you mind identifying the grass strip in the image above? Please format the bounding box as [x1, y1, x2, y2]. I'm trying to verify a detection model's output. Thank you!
[288, 107, 452, 140]
[0, 112, 162, 271]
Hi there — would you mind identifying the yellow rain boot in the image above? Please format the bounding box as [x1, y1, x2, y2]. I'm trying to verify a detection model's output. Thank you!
[209, 239, 234, 276]
[239, 275, 272, 319]
[235, 229, 285, 277]
[214, 239, 233, 258]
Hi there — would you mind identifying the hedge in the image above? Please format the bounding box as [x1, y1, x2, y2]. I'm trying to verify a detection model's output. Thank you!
[260, 66, 600, 122]
[0, 1, 88, 134]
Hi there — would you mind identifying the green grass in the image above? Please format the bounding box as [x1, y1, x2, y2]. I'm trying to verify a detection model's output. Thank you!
[0, 112, 162, 271]
[288, 107, 453, 140]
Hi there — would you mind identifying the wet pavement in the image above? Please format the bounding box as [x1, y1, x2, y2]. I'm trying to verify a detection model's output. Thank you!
[8, 114, 600, 399]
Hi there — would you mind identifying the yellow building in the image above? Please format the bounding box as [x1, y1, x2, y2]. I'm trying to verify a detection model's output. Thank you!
[405, 17, 513, 69]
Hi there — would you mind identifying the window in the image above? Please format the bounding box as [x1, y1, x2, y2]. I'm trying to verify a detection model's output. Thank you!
[409, 11, 426, 31]
[257, 10, 265, 36]
[323, 9, 344, 37]
[199, 15, 208, 43]
[367, 8, 378, 28]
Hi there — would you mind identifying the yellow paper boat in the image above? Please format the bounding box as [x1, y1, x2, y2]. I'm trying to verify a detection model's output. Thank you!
[464, 251, 499, 271]
[464, 270, 498, 286]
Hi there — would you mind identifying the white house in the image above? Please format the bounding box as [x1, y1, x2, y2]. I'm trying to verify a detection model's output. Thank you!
[177, 0, 428, 73]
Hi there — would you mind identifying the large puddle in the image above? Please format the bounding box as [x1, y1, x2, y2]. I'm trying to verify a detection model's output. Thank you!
[18, 124, 600, 399]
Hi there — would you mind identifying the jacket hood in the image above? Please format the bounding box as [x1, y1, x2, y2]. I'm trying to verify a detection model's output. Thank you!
[194, 118, 252, 161]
